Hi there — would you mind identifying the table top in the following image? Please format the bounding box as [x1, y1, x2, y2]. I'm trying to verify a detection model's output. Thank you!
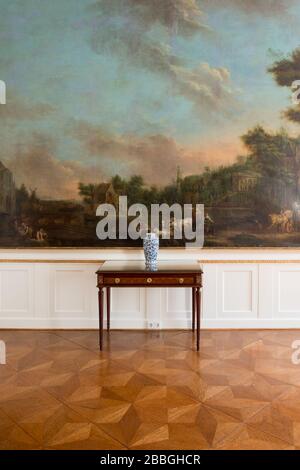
[97, 260, 202, 273]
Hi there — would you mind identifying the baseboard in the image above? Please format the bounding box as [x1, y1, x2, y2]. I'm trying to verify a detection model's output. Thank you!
[2, 317, 300, 329]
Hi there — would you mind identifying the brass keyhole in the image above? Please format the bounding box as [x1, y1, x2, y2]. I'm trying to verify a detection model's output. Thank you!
[179, 278, 184, 284]
[115, 278, 120, 284]
[147, 277, 153, 283]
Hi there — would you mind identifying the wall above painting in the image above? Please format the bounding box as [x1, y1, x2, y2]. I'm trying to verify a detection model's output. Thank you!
[1, 0, 300, 248]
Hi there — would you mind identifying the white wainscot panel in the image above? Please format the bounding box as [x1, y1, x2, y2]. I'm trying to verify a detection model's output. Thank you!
[52, 266, 89, 317]
[202, 264, 217, 320]
[160, 287, 193, 328]
[47, 264, 98, 328]
[0, 264, 33, 318]
[111, 288, 146, 329]
[274, 266, 300, 319]
[217, 264, 258, 319]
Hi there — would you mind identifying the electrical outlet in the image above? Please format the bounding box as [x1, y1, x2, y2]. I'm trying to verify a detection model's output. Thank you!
[148, 321, 160, 329]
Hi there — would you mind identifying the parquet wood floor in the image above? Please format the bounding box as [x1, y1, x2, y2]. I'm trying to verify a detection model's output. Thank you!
[0, 329, 300, 449]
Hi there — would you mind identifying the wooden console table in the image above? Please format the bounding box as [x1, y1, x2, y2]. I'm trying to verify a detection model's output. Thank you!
[96, 261, 203, 351]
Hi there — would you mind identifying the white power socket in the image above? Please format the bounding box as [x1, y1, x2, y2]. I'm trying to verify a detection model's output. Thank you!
[148, 321, 160, 329]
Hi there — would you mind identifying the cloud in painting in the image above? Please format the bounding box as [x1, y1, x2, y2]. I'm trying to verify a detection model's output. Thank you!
[200, 0, 296, 16]
[5, 133, 105, 200]
[70, 120, 182, 184]
[0, 95, 54, 122]
[90, 4, 236, 116]
[3, 122, 242, 200]
[69, 120, 237, 185]
[92, 0, 209, 36]
[173, 62, 236, 114]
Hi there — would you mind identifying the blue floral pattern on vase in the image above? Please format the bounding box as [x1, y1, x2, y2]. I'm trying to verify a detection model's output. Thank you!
[143, 232, 159, 269]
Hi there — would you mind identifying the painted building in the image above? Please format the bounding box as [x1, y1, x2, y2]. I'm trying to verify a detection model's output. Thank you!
[0, 161, 16, 215]
[232, 170, 260, 193]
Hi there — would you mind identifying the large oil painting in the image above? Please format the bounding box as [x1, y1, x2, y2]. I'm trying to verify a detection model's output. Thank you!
[1, 0, 300, 247]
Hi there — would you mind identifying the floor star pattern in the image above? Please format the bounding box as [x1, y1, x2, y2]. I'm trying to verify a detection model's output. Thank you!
[0, 329, 299, 449]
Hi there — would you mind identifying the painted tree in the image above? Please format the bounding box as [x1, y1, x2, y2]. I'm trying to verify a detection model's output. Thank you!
[78, 183, 99, 212]
[268, 47, 300, 123]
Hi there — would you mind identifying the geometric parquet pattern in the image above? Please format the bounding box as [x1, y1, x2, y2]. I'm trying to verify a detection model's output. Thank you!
[1, 329, 300, 449]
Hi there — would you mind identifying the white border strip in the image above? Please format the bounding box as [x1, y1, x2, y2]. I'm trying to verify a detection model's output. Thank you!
[1, 248, 300, 262]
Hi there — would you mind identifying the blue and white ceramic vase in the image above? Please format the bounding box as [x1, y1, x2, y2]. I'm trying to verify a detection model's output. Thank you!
[143, 232, 159, 269]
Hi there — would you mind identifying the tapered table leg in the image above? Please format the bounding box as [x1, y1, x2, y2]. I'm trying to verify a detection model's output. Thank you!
[192, 287, 195, 331]
[196, 287, 201, 351]
[98, 288, 103, 350]
[106, 287, 111, 332]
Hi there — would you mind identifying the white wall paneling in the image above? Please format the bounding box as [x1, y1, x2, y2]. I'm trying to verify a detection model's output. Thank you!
[160, 287, 193, 329]
[0, 264, 34, 320]
[2, 251, 300, 328]
[273, 265, 300, 319]
[49, 264, 97, 328]
[217, 264, 258, 320]
[111, 287, 146, 329]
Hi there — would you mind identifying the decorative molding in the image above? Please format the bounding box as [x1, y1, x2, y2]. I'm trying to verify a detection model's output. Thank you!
[202, 259, 300, 264]
[3, 258, 300, 264]
[3, 246, 300, 264]
[0, 259, 104, 264]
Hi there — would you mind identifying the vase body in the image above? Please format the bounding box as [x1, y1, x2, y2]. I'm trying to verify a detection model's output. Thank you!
[143, 233, 159, 269]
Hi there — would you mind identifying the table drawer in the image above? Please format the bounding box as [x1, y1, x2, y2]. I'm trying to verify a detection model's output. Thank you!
[101, 275, 199, 286]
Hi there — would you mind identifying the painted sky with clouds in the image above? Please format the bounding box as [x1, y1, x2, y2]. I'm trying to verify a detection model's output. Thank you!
[1, 0, 300, 199]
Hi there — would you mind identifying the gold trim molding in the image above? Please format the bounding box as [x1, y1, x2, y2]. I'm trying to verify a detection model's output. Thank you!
[0, 258, 300, 264]
[201, 259, 300, 263]
[0, 259, 104, 264]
